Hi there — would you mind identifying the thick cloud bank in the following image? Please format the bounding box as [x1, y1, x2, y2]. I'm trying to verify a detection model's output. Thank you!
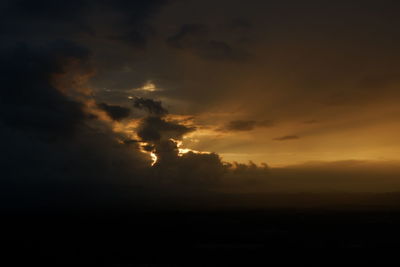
[0, 39, 267, 211]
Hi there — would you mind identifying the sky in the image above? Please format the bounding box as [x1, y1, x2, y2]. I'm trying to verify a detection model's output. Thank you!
[89, 0, 400, 166]
[2, 0, 400, 209]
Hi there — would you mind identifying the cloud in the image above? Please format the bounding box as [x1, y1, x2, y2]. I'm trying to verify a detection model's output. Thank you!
[167, 23, 248, 61]
[154, 146, 226, 187]
[136, 116, 195, 142]
[97, 102, 131, 121]
[133, 97, 168, 116]
[273, 135, 300, 141]
[0, 40, 90, 137]
[0, 0, 262, 212]
[0, 0, 92, 37]
[108, 28, 151, 49]
[0, 0, 168, 48]
[101, 0, 167, 48]
[167, 23, 208, 49]
[130, 97, 237, 188]
[0, 40, 155, 211]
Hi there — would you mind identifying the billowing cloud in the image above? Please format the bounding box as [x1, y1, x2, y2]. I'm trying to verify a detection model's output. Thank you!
[0, 40, 89, 137]
[137, 116, 195, 142]
[97, 102, 131, 121]
[133, 97, 168, 116]
[0, 40, 154, 211]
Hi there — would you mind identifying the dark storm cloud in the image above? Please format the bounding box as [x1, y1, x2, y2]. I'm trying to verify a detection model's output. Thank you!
[11, 0, 87, 20]
[133, 97, 168, 116]
[0, 0, 174, 209]
[153, 141, 226, 187]
[0, 0, 172, 209]
[131, 97, 228, 187]
[101, 0, 168, 51]
[167, 23, 248, 61]
[273, 135, 300, 141]
[108, 28, 152, 49]
[103, 0, 167, 47]
[0, 40, 89, 137]
[218, 120, 275, 132]
[0, 0, 168, 48]
[0, 0, 92, 36]
[132, 96, 194, 143]
[0, 39, 153, 211]
[97, 102, 131, 121]
[176, 151, 225, 185]
[137, 116, 195, 142]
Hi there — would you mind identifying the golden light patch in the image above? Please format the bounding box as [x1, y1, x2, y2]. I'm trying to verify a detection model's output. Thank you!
[112, 119, 140, 137]
[133, 80, 159, 92]
[150, 152, 158, 166]
[172, 139, 211, 156]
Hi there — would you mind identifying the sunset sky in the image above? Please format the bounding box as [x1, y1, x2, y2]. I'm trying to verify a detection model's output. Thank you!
[89, 0, 400, 166]
[2, 0, 400, 199]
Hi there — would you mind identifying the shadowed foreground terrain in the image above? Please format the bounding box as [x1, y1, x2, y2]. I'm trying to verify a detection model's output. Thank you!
[3, 193, 400, 265]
